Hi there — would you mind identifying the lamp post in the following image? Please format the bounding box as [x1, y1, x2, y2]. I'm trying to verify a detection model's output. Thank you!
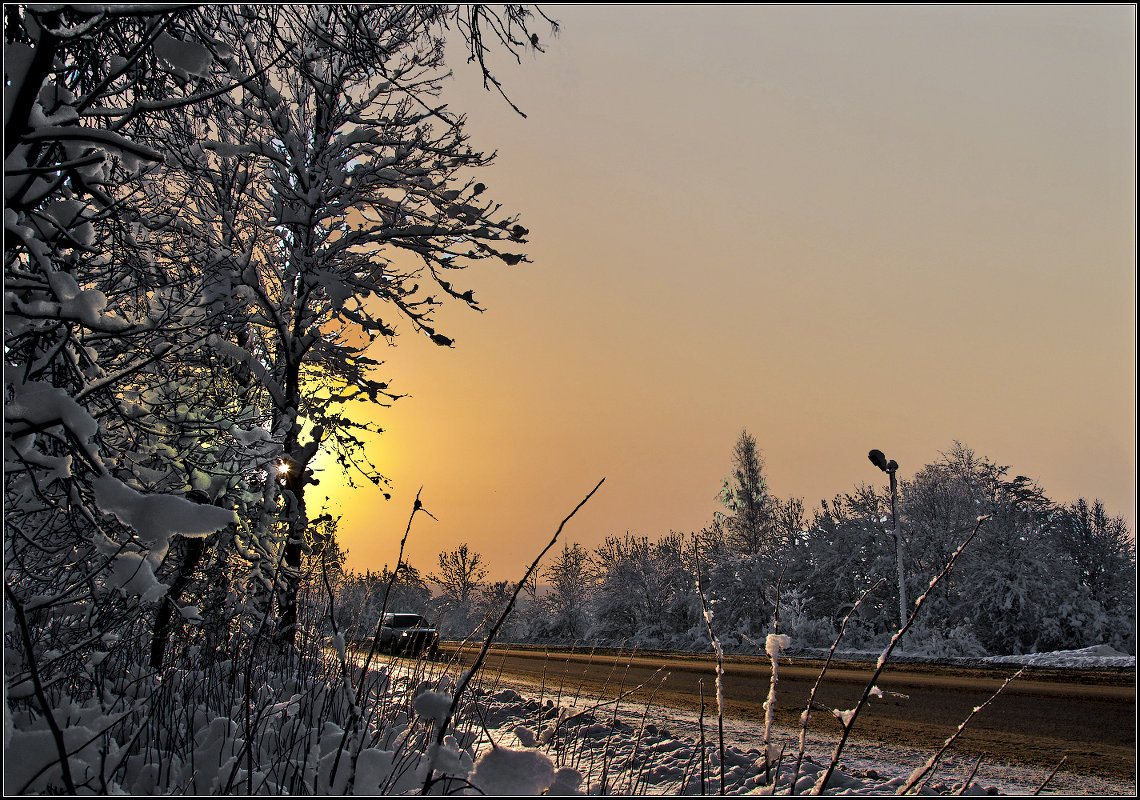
[868, 449, 907, 628]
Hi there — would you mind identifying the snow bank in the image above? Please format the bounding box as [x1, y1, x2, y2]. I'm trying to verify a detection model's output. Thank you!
[467, 668, 1137, 796]
[781, 643, 1135, 669]
[981, 644, 1135, 669]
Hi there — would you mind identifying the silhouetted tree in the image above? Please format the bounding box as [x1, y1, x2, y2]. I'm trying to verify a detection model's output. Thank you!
[473, 580, 516, 639]
[432, 543, 488, 635]
[543, 543, 592, 639]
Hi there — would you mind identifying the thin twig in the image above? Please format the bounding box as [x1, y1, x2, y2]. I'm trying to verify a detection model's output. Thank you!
[5, 583, 78, 795]
[789, 578, 886, 795]
[902, 666, 1027, 794]
[1032, 755, 1067, 795]
[954, 751, 987, 795]
[812, 515, 991, 795]
[420, 478, 605, 795]
[693, 538, 726, 795]
[698, 676, 707, 796]
[353, 489, 430, 710]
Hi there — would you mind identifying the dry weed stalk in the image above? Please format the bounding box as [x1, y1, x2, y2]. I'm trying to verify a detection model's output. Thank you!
[1033, 755, 1067, 795]
[812, 515, 992, 795]
[899, 665, 1027, 794]
[789, 578, 886, 794]
[693, 539, 726, 796]
[420, 477, 605, 794]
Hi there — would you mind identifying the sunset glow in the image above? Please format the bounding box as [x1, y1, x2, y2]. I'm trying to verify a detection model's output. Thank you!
[6, 6, 1133, 791]
[311, 4, 1136, 581]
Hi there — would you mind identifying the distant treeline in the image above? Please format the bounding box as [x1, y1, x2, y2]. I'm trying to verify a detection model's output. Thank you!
[334, 437, 1136, 658]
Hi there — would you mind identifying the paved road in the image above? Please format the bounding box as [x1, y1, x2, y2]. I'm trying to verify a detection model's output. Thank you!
[439, 643, 1135, 783]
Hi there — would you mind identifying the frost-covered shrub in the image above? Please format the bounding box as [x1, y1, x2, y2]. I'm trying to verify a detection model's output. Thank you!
[775, 591, 839, 649]
[1100, 599, 1137, 656]
[896, 444, 1136, 656]
[899, 622, 989, 659]
[703, 551, 777, 641]
[541, 543, 593, 640]
[5, 619, 501, 796]
[579, 531, 702, 647]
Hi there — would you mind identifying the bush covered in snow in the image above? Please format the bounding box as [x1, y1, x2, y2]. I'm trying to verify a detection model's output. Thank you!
[463, 437, 1135, 660]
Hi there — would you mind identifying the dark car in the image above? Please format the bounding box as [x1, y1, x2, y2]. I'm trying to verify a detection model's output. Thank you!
[379, 613, 439, 657]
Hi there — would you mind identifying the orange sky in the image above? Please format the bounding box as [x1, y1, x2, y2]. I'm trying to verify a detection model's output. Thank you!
[313, 5, 1136, 581]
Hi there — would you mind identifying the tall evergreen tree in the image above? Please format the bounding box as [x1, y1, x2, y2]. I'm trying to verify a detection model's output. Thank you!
[718, 429, 777, 555]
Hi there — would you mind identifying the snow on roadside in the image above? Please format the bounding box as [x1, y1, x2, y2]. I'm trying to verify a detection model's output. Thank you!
[465, 673, 1136, 796]
[448, 643, 1136, 797]
[343, 646, 1135, 796]
[980, 644, 1135, 669]
[777, 644, 1135, 670]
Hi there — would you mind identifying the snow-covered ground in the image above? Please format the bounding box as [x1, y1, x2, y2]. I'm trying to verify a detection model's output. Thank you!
[7, 644, 1129, 795]
[455, 644, 1136, 796]
[469, 684, 1135, 795]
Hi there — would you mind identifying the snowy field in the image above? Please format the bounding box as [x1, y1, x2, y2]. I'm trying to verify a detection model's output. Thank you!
[395, 644, 1137, 796]
[3, 636, 1133, 795]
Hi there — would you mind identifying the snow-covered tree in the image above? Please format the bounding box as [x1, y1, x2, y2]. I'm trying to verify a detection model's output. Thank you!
[891, 442, 1133, 655]
[5, 4, 559, 792]
[5, 4, 269, 697]
[541, 542, 593, 639]
[146, 5, 543, 646]
[432, 542, 489, 636]
[6, 0, 554, 743]
[473, 579, 517, 640]
[590, 532, 698, 644]
[698, 431, 799, 641]
[1053, 498, 1135, 615]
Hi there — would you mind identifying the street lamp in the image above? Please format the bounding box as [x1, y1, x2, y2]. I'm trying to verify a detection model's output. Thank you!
[868, 449, 907, 628]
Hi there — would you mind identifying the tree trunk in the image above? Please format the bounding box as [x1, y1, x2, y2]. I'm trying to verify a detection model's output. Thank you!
[274, 467, 307, 648]
[150, 490, 212, 669]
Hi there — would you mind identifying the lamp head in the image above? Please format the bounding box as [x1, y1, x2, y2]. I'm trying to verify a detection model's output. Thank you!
[868, 449, 889, 472]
